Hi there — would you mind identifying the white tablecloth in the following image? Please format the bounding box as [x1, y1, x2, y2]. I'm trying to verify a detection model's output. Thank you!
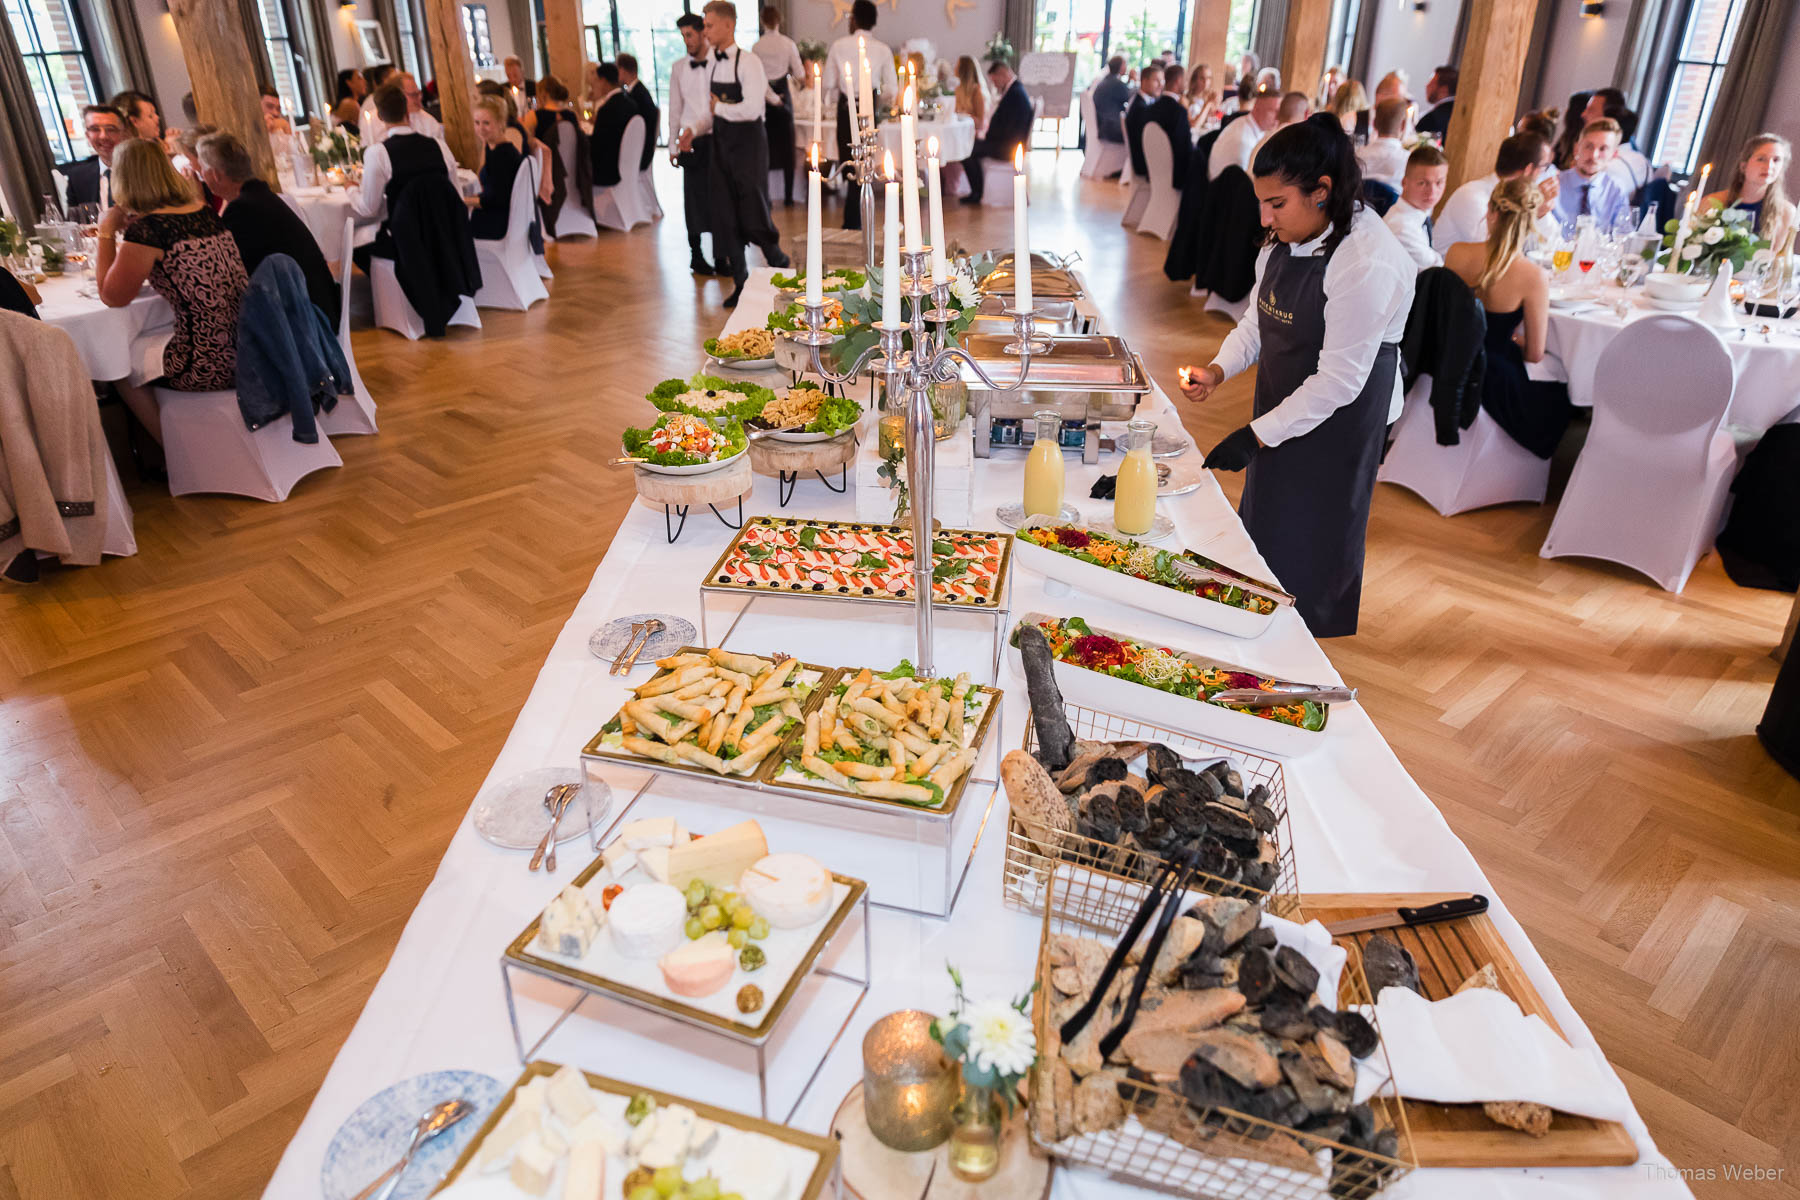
[282, 168, 481, 265]
[1529, 289, 1800, 433]
[877, 113, 977, 164]
[263, 271, 1688, 1200]
[33, 275, 172, 381]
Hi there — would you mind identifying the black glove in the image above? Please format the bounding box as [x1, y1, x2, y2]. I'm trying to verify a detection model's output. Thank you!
[1204, 425, 1260, 471]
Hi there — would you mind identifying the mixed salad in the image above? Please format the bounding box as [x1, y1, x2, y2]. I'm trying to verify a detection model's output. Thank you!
[771, 268, 866, 292]
[1017, 525, 1280, 616]
[623, 413, 748, 467]
[767, 297, 845, 334]
[648, 373, 774, 419]
[1021, 616, 1327, 731]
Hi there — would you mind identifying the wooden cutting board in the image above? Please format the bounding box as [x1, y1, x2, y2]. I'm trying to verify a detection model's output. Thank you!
[1303, 892, 1639, 1169]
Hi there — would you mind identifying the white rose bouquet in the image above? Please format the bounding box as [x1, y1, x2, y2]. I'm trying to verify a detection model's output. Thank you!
[929, 964, 1038, 1114]
[1663, 201, 1763, 277]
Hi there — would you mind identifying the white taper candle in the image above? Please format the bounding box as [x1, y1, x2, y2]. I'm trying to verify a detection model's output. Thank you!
[1013, 145, 1031, 313]
[927, 135, 947, 286]
[882, 151, 900, 326]
[900, 84, 920, 253]
[807, 144, 823, 308]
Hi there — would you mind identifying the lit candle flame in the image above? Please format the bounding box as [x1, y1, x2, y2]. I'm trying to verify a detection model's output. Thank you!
[904, 82, 915, 113]
[811, 142, 819, 169]
[928, 134, 939, 159]
[884, 149, 895, 179]
[1014, 144, 1025, 172]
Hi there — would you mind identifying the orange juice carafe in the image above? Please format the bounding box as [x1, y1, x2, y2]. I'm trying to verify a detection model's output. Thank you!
[1113, 418, 1158, 536]
[1022, 410, 1066, 518]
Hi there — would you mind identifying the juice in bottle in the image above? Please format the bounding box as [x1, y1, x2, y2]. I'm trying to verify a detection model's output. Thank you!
[1113, 418, 1159, 535]
[1022, 410, 1066, 518]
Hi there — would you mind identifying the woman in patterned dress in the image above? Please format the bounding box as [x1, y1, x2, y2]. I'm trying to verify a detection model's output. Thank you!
[95, 137, 249, 444]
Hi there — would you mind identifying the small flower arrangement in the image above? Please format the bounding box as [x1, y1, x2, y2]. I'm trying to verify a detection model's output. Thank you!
[983, 33, 1016, 67]
[928, 964, 1038, 1113]
[1664, 202, 1764, 277]
[0, 217, 21, 260]
[798, 38, 827, 64]
[826, 260, 983, 373]
[311, 126, 363, 170]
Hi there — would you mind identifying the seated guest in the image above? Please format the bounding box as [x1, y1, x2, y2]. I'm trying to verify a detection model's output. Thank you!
[954, 55, 988, 130]
[1256, 90, 1311, 156]
[197, 131, 338, 317]
[360, 63, 396, 129]
[1553, 117, 1628, 228]
[368, 72, 446, 146]
[1356, 97, 1410, 189]
[504, 55, 537, 107]
[1208, 83, 1277, 180]
[588, 60, 642, 187]
[260, 86, 292, 134]
[1330, 78, 1367, 141]
[1444, 177, 1571, 458]
[959, 58, 1034, 205]
[468, 96, 525, 240]
[1580, 88, 1647, 201]
[94, 138, 249, 443]
[527, 74, 593, 228]
[1385, 143, 1448, 269]
[1413, 66, 1455, 138]
[112, 90, 163, 142]
[1149, 62, 1192, 184]
[351, 83, 462, 244]
[2, 267, 40, 317]
[1124, 61, 1161, 178]
[1373, 70, 1407, 107]
[1183, 62, 1217, 131]
[55, 104, 127, 209]
[1703, 132, 1792, 251]
[476, 80, 530, 152]
[1092, 55, 1133, 145]
[334, 69, 367, 132]
[1551, 92, 1590, 169]
[619, 53, 659, 172]
[1435, 131, 1559, 254]
[1515, 109, 1557, 144]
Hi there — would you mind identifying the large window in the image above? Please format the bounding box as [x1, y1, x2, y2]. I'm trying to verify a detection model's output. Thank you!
[583, 0, 688, 142]
[256, 0, 316, 119]
[1325, 0, 1360, 79]
[463, 2, 495, 67]
[393, 0, 430, 78]
[1651, 0, 1747, 173]
[5, 0, 100, 163]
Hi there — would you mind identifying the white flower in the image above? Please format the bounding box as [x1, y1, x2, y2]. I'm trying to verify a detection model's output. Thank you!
[962, 1000, 1036, 1078]
[1701, 226, 1724, 245]
[950, 272, 980, 308]
[1682, 242, 1704, 260]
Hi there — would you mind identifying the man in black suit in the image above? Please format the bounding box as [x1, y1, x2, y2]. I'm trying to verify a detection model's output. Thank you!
[54, 105, 127, 209]
[1414, 66, 1456, 139]
[196, 131, 339, 318]
[1150, 62, 1191, 186]
[960, 58, 1035, 204]
[619, 52, 659, 171]
[1123, 60, 1161, 179]
[503, 56, 537, 106]
[588, 61, 642, 187]
[1092, 55, 1132, 145]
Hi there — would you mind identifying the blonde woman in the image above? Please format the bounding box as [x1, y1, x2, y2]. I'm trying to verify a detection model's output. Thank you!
[95, 138, 248, 443]
[954, 55, 987, 132]
[1330, 79, 1367, 140]
[1445, 176, 1570, 459]
[1703, 132, 1793, 250]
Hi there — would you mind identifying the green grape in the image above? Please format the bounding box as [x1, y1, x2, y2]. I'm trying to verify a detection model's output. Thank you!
[684, 916, 705, 940]
[629, 1188, 660, 1200]
[684, 879, 709, 909]
[653, 1165, 684, 1196]
[720, 1193, 745, 1200]
[727, 927, 748, 948]
[699, 904, 724, 930]
[730, 906, 754, 930]
[748, 916, 770, 940]
[687, 1176, 721, 1200]
[713, 890, 737, 909]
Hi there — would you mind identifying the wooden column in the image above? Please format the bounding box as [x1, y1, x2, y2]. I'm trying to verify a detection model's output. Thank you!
[1279, 0, 1330, 102]
[541, 0, 586, 98]
[1187, 0, 1230, 78]
[419, 0, 480, 168]
[165, 0, 279, 189]
[1442, 0, 1539, 203]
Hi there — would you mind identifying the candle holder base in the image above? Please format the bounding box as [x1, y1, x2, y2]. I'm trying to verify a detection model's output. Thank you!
[829, 1081, 1054, 1200]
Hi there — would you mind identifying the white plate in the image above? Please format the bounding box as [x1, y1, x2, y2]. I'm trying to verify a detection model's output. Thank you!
[1548, 292, 1593, 309]
[1644, 295, 1703, 312]
[1159, 464, 1206, 497]
[1088, 512, 1177, 543]
[471, 768, 608, 850]
[995, 501, 1081, 529]
[707, 352, 784, 372]
[629, 443, 748, 476]
[763, 428, 848, 442]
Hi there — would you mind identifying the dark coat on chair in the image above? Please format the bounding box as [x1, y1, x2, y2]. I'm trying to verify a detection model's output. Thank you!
[1399, 266, 1486, 446]
[1148, 95, 1191, 186]
[1192, 165, 1260, 302]
[1717, 424, 1800, 591]
[1414, 100, 1454, 139]
[389, 174, 483, 338]
[1, 271, 37, 319]
[1093, 74, 1132, 143]
[1164, 128, 1221, 282]
[1362, 179, 1399, 215]
[1124, 93, 1151, 177]
[234, 254, 352, 442]
[629, 80, 660, 170]
[538, 109, 595, 232]
[220, 178, 339, 318]
[589, 89, 641, 187]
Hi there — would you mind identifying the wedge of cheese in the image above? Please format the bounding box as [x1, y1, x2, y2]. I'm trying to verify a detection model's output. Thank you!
[637, 845, 672, 884]
[666, 820, 770, 890]
[509, 1128, 566, 1196]
[567, 1109, 627, 1156]
[537, 884, 602, 958]
[607, 882, 687, 959]
[563, 1138, 605, 1200]
[704, 1128, 790, 1200]
[739, 852, 833, 929]
[477, 1105, 540, 1173]
[600, 839, 637, 878]
[546, 1063, 596, 1127]
[619, 817, 685, 851]
[658, 932, 735, 997]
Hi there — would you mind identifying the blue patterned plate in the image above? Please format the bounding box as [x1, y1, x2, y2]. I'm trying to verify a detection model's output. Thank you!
[320, 1070, 505, 1200]
[587, 613, 698, 665]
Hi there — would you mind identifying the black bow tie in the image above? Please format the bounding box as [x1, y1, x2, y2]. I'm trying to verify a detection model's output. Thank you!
[715, 50, 730, 61]
[689, 58, 706, 69]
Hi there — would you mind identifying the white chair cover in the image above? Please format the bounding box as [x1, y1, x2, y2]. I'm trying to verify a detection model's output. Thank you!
[475, 156, 550, 311]
[372, 256, 482, 341]
[100, 448, 135, 557]
[1377, 375, 1550, 515]
[551, 123, 599, 240]
[1120, 113, 1150, 226]
[979, 156, 1020, 208]
[1539, 314, 1741, 592]
[639, 164, 663, 220]
[594, 117, 651, 231]
[1079, 89, 1128, 181]
[534, 146, 556, 277]
[157, 388, 343, 501]
[1136, 122, 1180, 240]
[318, 215, 379, 436]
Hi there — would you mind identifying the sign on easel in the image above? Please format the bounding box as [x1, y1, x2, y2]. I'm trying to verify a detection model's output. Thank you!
[1017, 51, 1077, 119]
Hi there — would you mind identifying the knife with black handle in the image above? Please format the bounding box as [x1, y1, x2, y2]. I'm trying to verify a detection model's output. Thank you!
[1323, 894, 1489, 935]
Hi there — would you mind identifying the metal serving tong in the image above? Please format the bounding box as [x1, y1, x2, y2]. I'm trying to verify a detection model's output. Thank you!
[1166, 556, 1296, 608]
[1210, 681, 1358, 707]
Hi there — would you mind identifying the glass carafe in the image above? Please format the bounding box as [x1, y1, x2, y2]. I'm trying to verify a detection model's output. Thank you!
[1022, 410, 1066, 519]
[1113, 418, 1158, 536]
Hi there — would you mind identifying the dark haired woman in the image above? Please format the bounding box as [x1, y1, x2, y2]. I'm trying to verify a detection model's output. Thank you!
[1551, 92, 1590, 170]
[334, 68, 367, 132]
[1177, 114, 1415, 637]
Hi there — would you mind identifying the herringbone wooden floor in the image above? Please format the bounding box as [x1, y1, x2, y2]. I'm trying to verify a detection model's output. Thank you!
[2, 155, 1796, 1198]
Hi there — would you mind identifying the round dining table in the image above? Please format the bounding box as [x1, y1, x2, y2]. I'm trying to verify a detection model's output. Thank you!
[33, 274, 173, 382]
[1528, 286, 1800, 434]
[876, 112, 977, 163]
[281, 167, 481, 265]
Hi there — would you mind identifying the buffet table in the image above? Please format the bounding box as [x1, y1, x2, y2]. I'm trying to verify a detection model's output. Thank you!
[34, 275, 173, 381]
[264, 271, 1688, 1199]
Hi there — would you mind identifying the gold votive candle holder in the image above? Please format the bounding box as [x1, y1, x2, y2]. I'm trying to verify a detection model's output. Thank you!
[861, 1010, 959, 1152]
[877, 412, 906, 458]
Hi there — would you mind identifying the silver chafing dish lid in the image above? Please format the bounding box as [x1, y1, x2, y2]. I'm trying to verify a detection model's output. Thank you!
[957, 334, 1151, 391]
[979, 265, 1086, 300]
[970, 294, 1079, 327]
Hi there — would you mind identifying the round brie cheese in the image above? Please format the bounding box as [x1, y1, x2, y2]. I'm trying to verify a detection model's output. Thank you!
[738, 853, 833, 930]
[702, 1129, 790, 1200]
[606, 883, 687, 959]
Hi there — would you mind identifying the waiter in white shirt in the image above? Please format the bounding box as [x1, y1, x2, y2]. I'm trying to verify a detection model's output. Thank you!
[1179, 115, 1416, 637]
[753, 4, 804, 206]
[823, 0, 896, 229]
[676, 0, 791, 307]
[669, 13, 718, 275]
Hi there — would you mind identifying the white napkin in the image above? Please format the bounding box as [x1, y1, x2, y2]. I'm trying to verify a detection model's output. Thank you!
[1350, 986, 1634, 1122]
[1638, 207, 1659, 235]
[1261, 913, 1346, 1010]
[53, 169, 68, 212]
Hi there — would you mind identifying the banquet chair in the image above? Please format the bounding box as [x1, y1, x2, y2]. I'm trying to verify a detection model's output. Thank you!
[1120, 115, 1151, 228]
[639, 162, 663, 221]
[1378, 377, 1551, 514]
[979, 156, 1021, 208]
[1135, 123, 1180, 241]
[475, 157, 550, 311]
[372, 260, 481, 340]
[157, 389, 343, 501]
[318, 215, 379, 436]
[1079, 89, 1127, 180]
[1539, 314, 1740, 592]
[534, 147, 556, 279]
[594, 117, 651, 232]
[551, 123, 599, 240]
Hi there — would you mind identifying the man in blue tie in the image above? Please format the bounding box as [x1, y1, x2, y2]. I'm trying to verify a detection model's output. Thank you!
[1552, 117, 1629, 230]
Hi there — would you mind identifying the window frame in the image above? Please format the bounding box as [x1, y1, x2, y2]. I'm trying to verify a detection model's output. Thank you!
[255, 0, 319, 118]
[1649, 0, 1747, 173]
[6, 0, 104, 164]
[462, 1, 495, 67]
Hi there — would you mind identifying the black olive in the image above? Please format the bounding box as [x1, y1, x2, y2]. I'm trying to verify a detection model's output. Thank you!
[862, 587, 873, 594]
[718, 575, 729, 582]
[812, 583, 823, 591]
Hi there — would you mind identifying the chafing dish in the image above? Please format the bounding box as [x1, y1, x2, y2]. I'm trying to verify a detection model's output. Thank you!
[978, 264, 1086, 300]
[959, 333, 1152, 463]
[967, 294, 1084, 335]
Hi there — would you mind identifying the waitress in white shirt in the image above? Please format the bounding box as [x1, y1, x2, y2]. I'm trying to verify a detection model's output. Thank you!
[1180, 114, 1416, 637]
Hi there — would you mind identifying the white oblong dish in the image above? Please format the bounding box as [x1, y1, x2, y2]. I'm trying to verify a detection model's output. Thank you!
[631, 444, 748, 476]
[709, 352, 783, 372]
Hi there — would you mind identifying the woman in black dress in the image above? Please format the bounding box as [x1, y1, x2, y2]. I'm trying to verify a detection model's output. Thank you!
[469, 95, 525, 241]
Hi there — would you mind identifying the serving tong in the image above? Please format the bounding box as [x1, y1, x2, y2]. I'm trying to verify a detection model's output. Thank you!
[1165, 556, 1295, 609]
[1210, 681, 1358, 708]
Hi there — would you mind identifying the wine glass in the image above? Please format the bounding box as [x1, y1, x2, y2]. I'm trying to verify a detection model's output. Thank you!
[1778, 257, 1800, 321]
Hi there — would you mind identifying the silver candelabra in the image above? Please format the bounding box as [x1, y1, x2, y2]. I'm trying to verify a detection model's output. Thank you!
[791, 246, 1051, 676]
[821, 126, 881, 275]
